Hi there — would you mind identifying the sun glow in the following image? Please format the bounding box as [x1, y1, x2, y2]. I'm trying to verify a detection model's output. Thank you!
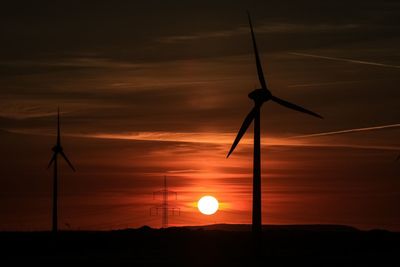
[197, 196, 219, 215]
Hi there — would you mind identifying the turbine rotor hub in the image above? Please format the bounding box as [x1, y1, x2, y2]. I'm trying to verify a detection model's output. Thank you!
[248, 88, 271, 104]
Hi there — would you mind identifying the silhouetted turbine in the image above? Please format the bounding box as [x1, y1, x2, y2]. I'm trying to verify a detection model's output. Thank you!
[227, 12, 323, 235]
[47, 108, 75, 233]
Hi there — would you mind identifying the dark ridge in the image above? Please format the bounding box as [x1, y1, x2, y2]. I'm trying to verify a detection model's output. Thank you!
[1, 224, 399, 266]
[171, 223, 360, 232]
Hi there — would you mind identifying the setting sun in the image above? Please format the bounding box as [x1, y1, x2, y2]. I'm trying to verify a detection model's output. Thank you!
[197, 196, 219, 215]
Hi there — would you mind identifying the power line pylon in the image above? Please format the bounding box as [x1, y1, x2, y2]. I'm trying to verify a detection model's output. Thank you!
[150, 175, 180, 228]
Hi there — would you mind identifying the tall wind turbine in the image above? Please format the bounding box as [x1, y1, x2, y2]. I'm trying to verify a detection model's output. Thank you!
[227, 12, 323, 235]
[47, 108, 75, 233]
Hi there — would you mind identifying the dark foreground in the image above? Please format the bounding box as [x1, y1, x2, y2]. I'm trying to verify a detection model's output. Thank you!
[1, 224, 399, 266]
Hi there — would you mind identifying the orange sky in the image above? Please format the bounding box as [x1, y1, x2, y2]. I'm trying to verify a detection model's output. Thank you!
[0, 0, 399, 231]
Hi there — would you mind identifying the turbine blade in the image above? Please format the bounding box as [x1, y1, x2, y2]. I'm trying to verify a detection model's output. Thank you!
[47, 153, 56, 169]
[57, 107, 61, 146]
[271, 96, 323, 119]
[60, 151, 76, 172]
[247, 11, 268, 91]
[227, 107, 256, 158]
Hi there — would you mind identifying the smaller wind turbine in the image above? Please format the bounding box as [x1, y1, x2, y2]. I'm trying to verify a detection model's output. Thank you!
[47, 108, 75, 233]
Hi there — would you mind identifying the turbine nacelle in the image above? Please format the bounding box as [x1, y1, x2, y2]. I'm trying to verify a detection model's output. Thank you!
[248, 88, 271, 104]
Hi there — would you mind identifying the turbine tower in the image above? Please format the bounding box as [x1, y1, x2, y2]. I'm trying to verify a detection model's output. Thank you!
[47, 108, 75, 233]
[227, 12, 323, 236]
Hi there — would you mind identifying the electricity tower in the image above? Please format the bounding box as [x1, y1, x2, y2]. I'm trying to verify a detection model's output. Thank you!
[150, 176, 180, 228]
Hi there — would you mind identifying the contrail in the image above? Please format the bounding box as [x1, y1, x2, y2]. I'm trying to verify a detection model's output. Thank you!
[290, 52, 400, 69]
[288, 80, 362, 88]
[291, 123, 400, 139]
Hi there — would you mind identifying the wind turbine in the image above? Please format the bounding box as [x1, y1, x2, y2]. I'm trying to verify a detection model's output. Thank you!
[47, 108, 75, 233]
[227, 12, 323, 235]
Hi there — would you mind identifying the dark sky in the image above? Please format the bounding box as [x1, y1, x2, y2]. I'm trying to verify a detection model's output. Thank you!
[0, 0, 399, 230]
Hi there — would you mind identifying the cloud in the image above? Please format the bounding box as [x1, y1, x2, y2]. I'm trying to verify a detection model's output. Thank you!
[0, 108, 56, 120]
[166, 169, 203, 174]
[0, 100, 118, 120]
[4, 128, 398, 152]
[0, 57, 145, 69]
[159, 23, 360, 43]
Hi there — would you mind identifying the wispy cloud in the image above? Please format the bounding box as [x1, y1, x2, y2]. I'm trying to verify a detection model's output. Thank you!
[0, 57, 144, 69]
[159, 23, 359, 43]
[0, 101, 117, 120]
[166, 169, 202, 174]
[80, 131, 255, 145]
[0, 104, 59, 120]
[5, 128, 398, 151]
[290, 52, 400, 69]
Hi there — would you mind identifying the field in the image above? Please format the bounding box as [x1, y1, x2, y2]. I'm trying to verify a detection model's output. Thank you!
[1, 224, 399, 266]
